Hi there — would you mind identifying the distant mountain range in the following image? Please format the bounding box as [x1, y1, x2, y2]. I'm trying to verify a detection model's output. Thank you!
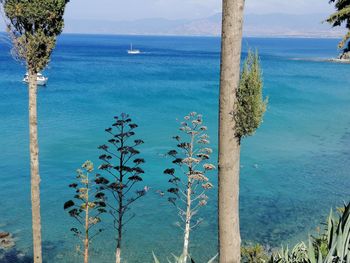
[0, 13, 345, 37]
[243, 13, 344, 38]
[63, 13, 345, 38]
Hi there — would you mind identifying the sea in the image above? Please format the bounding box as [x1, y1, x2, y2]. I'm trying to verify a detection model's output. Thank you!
[0, 34, 350, 262]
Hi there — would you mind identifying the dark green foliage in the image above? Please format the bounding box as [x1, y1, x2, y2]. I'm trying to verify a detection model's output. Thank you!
[235, 50, 267, 139]
[326, 0, 350, 50]
[64, 161, 106, 241]
[1, 0, 69, 72]
[96, 113, 146, 258]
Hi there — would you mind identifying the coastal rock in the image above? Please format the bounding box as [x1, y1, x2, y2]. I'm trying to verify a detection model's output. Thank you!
[0, 232, 9, 239]
[0, 232, 15, 250]
[328, 56, 350, 64]
[339, 51, 350, 60]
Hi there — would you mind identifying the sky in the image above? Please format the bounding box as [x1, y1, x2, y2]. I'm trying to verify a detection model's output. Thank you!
[65, 0, 335, 21]
[0, 0, 338, 36]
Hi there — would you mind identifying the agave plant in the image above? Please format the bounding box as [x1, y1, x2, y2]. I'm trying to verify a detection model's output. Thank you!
[308, 203, 350, 263]
[163, 112, 215, 262]
[96, 113, 147, 263]
[271, 202, 350, 263]
[271, 242, 309, 263]
[64, 161, 106, 263]
[152, 252, 217, 263]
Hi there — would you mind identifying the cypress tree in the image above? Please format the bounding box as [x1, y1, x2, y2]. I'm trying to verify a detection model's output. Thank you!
[327, 0, 350, 57]
[235, 50, 267, 139]
[1, 1, 69, 262]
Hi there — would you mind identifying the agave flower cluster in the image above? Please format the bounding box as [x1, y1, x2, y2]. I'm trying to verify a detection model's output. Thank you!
[95, 113, 147, 263]
[64, 161, 106, 263]
[164, 112, 215, 261]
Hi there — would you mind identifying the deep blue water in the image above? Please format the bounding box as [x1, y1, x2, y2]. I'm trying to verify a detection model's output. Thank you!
[1, 35, 350, 262]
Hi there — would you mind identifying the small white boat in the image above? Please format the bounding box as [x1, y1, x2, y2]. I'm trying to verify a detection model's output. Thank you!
[127, 43, 141, 55]
[23, 73, 48, 86]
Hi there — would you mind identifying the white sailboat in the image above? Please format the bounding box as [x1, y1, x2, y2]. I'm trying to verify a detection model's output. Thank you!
[127, 43, 141, 55]
[23, 73, 48, 86]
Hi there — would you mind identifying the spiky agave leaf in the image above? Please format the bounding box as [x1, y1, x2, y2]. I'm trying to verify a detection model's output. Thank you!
[207, 253, 218, 263]
[152, 253, 217, 263]
[152, 252, 161, 263]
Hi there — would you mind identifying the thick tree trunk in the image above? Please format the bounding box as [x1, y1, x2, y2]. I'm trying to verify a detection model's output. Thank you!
[218, 0, 245, 263]
[28, 71, 43, 263]
[182, 186, 191, 263]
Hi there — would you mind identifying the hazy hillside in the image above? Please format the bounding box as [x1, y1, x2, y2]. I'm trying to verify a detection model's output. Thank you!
[0, 13, 345, 37]
[244, 13, 344, 37]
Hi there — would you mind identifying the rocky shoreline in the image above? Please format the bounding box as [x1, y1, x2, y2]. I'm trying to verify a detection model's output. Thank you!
[327, 58, 350, 63]
[328, 51, 350, 63]
[0, 231, 33, 263]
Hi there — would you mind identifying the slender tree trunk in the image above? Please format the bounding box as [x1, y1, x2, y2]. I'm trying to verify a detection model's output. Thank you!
[28, 71, 43, 263]
[84, 227, 89, 263]
[84, 185, 90, 263]
[116, 145, 123, 263]
[182, 132, 195, 262]
[116, 213, 122, 263]
[116, 246, 121, 263]
[218, 0, 245, 262]
[182, 184, 191, 263]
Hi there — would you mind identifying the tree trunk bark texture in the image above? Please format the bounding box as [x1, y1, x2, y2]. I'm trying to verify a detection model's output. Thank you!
[116, 247, 121, 263]
[84, 188, 90, 263]
[182, 186, 191, 263]
[29, 71, 43, 263]
[218, 0, 245, 262]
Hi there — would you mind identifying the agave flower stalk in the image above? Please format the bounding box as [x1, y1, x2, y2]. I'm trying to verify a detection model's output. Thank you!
[64, 161, 106, 263]
[96, 113, 147, 263]
[164, 112, 215, 262]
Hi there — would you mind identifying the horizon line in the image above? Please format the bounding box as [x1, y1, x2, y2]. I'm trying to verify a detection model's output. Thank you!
[0, 31, 342, 40]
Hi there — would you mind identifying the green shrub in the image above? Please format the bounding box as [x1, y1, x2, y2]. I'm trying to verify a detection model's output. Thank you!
[235, 50, 268, 139]
[241, 243, 269, 263]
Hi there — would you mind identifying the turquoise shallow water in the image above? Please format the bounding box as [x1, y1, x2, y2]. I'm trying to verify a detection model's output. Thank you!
[1, 35, 350, 262]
